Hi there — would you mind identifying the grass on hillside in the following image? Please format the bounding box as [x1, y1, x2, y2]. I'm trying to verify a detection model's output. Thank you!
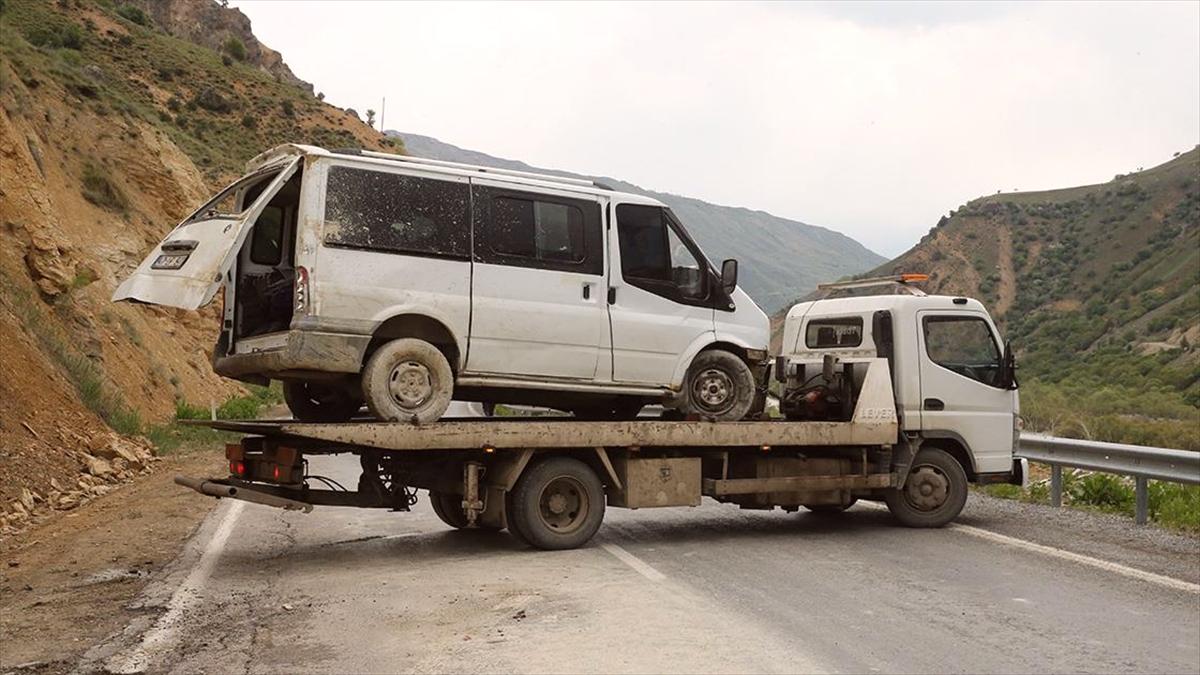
[983, 472, 1200, 533]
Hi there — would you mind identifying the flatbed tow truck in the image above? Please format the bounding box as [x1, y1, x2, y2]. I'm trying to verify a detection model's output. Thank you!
[176, 277, 1025, 550]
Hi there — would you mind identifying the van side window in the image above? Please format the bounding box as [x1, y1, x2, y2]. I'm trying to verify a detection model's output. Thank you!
[616, 204, 707, 303]
[491, 197, 585, 263]
[923, 316, 1002, 387]
[473, 186, 602, 275]
[805, 317, 862, 348]
[249, 206, 285, 266]
[323, 167, 469, 258]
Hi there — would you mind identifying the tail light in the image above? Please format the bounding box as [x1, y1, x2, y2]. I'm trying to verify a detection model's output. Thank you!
[294, 266, 310, 315]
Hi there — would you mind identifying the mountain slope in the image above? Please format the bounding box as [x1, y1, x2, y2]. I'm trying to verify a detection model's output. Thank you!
[0, 0, 396, 525]
[839, 149, 1200, 447]
[391, 132, 885, 313]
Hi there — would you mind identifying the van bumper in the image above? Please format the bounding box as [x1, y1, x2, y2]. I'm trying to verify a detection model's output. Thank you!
[213, 330, 368, 382]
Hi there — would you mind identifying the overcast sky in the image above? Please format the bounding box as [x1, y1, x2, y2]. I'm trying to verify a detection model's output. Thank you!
[235, 1, 1199, 257]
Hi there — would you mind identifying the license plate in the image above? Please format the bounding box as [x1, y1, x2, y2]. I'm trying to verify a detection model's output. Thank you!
[151, 253, 189, 270]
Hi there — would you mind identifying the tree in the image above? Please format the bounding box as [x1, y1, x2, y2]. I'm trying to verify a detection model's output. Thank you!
[366, 109, 376, 128]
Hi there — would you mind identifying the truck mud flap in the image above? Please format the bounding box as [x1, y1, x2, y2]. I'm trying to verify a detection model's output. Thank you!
[175, 475, 314, 513]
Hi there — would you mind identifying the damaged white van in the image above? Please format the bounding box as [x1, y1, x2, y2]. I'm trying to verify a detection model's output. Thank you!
[114, 145, 770, 423]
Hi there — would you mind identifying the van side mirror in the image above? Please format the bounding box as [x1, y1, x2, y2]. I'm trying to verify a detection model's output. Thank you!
[720, 258, 738, 294]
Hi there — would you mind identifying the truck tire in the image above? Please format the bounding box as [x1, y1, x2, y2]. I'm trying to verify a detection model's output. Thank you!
[429, 491, 469, 529]
[508, 456, 605, 550]
[682, 349, 755, 421]
[283, 380, 360, 422]
[884, 447, 968, 527]
[361, 339, 453, 423]
[505, 492, 532, 547]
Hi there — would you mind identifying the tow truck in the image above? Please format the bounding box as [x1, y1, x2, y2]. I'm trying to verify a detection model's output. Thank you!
[177, 275, 1024, 550]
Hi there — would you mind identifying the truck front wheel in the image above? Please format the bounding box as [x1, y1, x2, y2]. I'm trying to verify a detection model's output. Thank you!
[508, 456, 605, 550]
[884, 447, 968, 527]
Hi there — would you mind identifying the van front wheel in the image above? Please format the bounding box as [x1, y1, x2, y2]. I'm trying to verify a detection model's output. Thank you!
[282, 380, 360, 422]
[682, 349, 756, 421]
[362, 338, 453, 423]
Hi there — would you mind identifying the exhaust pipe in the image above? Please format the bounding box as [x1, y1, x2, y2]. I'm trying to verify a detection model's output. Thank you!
[175, 475, 313, 513]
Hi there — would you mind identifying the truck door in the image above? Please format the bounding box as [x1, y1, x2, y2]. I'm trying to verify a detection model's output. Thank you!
[466, 181, 608, 380]
[608, 203, 715, 385]
[916, 310, 1016, 473]
[112, 157, 301, 310]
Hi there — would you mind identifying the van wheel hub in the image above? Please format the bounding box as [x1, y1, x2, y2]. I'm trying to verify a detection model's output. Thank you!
[904, 465, 949, 511]
[694, 368, 733, 410]
[388, 361, 432, 407]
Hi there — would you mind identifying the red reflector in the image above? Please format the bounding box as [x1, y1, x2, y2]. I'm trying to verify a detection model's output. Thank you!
[235, 461, 245, 476]
[273, 465, 281, 481]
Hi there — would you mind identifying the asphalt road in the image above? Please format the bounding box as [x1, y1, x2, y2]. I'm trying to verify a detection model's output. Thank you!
[84, 408, 1200, 674]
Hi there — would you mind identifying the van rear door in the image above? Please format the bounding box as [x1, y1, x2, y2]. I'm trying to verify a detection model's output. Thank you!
[112, 157, 301, 310]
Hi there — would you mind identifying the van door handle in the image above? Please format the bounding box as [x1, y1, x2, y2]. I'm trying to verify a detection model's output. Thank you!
[924, 398, 945, 411]
[582, 284, 591, 300]
[607, 287, 616, 305]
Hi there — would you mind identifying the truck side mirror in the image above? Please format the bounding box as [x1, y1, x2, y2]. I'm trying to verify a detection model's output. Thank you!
[1000, 340, 1018, 390]
[720, 258, 738, 294]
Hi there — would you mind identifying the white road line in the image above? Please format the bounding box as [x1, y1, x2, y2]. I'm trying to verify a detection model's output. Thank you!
[602, 543, 666, 581]
[856, 501, 1199, 594]
[949, 523, 1200, 594]
[109, 500, 246, 674]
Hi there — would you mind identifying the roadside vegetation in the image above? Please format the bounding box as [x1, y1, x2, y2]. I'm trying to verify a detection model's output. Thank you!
[983, 474, 1200, 533]
[146, 384, 283, 454]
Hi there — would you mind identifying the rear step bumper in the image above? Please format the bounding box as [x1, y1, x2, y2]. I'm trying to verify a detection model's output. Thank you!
[174, 475, 314, 513]
[212, 330, 368, 380]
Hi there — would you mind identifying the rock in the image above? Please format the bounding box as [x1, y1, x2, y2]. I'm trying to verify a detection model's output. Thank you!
[57, 494, 80, 511]
[19, 488, 35, 512]
[50, 478, 64, 492]
[91, 485, 111, 497]
[85, 455, 113, 477]
[113, 457, 128, 472]
[10, 500, 27, 517]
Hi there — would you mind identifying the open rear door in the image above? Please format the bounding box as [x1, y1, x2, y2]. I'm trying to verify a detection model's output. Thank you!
[112, 156, 301, 310]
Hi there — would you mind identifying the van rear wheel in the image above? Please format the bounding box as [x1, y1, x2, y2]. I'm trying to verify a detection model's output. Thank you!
[282, 380, 360, 422]
[682, 349, 756, 421]
[362, 339, 453, 423]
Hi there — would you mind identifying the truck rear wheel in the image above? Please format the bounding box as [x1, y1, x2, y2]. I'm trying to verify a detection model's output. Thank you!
[361, 339, 453, 423]
[429, 491, 501, 531]
[884, 448, 968, 527]
[682, 349, 756, 421]
[283, 380, 360, 422]
[508, 456, 605, 550]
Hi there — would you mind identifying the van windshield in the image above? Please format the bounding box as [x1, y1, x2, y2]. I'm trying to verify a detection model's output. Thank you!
[180, 164, 287, 226]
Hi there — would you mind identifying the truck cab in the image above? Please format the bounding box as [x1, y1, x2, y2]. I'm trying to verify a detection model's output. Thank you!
[776, 275, 1020, 481]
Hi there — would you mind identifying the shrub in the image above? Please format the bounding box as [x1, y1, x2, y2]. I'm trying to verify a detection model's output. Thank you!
[116, 4, 148, 26]
[223, 36, 247, 62]
[280, 99, 295, 116]
[241, 113, 257, 129]
[192, 86, 234, 114]
[81, 163, 128, 211]
[25, 22, 84, 50]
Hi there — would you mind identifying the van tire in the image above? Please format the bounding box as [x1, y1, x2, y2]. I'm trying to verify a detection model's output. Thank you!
[361, 338, 453, 423]
[508, 456, 605, 550]
[282, 380, 361, 422]
[884, 447, 968, 527]
[682, 349, 755, 421]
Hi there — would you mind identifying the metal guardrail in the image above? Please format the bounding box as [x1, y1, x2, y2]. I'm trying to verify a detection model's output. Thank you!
[1017, 433, 1200, 525]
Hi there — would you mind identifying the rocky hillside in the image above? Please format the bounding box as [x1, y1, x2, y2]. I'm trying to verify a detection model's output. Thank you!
[0, 0, 395, 531]
[781, 149, 1200, 447]
[392, 132, 885, 313]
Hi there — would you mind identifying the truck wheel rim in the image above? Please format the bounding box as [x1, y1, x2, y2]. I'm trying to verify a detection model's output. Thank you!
[389, 361, 432, 408]
[538, 476, 588, 533]
[904, 465, 949, 511]
[694, 368, 734, 413]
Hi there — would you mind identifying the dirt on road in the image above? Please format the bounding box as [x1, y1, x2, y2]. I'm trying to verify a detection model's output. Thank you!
[0, 449, 223, 673]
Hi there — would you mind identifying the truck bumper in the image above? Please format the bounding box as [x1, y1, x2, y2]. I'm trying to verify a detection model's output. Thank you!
[213, 330, 368, 382]
[976, 458, 1029, 487]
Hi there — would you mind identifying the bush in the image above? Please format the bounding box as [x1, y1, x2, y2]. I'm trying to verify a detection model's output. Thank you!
[240, 113, 257, 129]
[223, 36, 247, 62]
[25, 22, 84, 50]
[280, 99, 295, 116]
[192, 86, 234, 114]
[81, 163, 128, 211]
[116, 4, 148, 26]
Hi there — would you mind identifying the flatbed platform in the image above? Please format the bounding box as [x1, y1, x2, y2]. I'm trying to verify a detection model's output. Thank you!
[186, 414, 898, 452]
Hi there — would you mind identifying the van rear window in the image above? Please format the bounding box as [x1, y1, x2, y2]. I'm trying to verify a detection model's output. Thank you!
[805, 317, 863, 348]
[323, 166, 469, 258]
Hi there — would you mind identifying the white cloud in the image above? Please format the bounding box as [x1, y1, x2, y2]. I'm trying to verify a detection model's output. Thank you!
[235, 0, 1199, 257]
